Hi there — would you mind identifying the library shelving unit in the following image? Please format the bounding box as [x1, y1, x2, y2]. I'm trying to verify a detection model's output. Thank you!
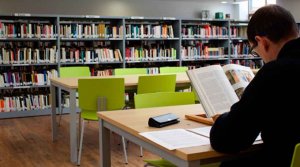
[229, 20, 263, 69]
[124, 17, 180, 69]
[58, 15, 124, 76]
[180, 18, 230, 69]
[0, 13, 262, 119]
[0, 14, 59, 118]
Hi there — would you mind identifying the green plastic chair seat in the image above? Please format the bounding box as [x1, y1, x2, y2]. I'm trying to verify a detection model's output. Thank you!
[137, 74, 176, 94]
[291, 143, 300, 167]
[60, 66, 90, 78]
[80, 110, 98, 121]
[134, 92, 195, 109]
[78, 78, 125, 119]
[144, 159, 176, 167]
[159, 66, 188, 74]
[114, 68, 147, 75]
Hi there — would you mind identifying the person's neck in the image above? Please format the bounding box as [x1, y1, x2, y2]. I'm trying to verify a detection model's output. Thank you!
[271, 36, 298, 61]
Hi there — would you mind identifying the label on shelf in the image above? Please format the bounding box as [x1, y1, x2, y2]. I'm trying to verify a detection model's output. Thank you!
[14, 13, 31, 17]
[162, 17, 176, 20]
[85, 15, 100, 18]
[131, 16, 144, 19]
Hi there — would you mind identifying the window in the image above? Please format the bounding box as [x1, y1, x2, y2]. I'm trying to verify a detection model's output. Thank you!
[249, 0, 276, 17]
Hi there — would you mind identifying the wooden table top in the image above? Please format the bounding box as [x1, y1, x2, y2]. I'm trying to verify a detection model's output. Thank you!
[50, 73, 190, 89]
[97, 104, 226, 161]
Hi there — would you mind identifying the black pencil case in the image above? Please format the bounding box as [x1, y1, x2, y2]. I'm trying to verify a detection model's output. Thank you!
[148, 113, 180, 128]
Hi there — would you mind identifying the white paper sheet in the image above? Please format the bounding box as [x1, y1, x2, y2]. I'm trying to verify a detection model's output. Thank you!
[139, 129, 210, 150]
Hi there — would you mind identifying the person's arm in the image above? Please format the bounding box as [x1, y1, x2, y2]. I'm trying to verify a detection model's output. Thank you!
[210, 69, 268, 153]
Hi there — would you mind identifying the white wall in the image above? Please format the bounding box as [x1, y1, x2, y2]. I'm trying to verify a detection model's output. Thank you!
[0, 0, 237, 19]
[276, 0, 300, 22]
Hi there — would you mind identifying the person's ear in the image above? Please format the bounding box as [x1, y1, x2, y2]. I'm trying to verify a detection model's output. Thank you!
[255, 36, 270, 51]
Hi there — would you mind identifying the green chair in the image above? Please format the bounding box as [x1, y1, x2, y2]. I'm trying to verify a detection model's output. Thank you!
[159, 66, 188, 74]
[114, 67, 148, 108]
[134, 92, 195, 167]
[160, 66, 190, 92]
[114, 68, 147, 75]
[58, 66, 90, 125]
[134, 92, 195, 109]
[77, 78, 127, 165]
[291, 143, 300, 167]
[137, 74, 176, 94]
[60, 66, 90, 78]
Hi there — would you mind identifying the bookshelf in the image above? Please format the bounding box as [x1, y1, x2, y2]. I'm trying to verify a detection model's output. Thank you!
[180, 19, 230, 68]
[124, 17, 180, 68]
[0, 14, 260, 118]
[229, 20, 263, 69]
[0, 14, 58, 117]
[58, 15, 124, 76]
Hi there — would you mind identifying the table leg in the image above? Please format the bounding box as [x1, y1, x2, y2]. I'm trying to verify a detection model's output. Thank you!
[69, 89, 78, 163]
[99, 119, 111, 167]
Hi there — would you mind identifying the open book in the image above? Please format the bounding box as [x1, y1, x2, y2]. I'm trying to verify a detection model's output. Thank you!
[187, 64, 255, 118]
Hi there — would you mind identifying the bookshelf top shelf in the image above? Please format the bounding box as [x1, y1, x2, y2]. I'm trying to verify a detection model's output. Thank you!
[126, 38, 179, 41]
[0, 85, 50, 90]
[60, 38, 123, 41]
[0, 63, 58, 67]
[0, 38, 57, 41]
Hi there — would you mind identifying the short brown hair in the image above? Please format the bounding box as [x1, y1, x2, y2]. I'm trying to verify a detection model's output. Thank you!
[247, 5, 298, 45]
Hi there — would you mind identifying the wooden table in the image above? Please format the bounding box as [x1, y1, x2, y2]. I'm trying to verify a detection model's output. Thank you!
[97, 104, 262, 167]
[50, 73, 190, 164]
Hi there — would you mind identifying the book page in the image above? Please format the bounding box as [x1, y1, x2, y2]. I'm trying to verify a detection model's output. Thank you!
[187, 65, 239, 117]
[222, 64, 255, 99]
[139, 129, 210, 150]
[188, 126, 262, 141]
[188, 126, 212, 137]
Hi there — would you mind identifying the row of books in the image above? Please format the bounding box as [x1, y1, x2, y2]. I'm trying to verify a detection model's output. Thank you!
[125, 24, 174, 39]
[0, 22, 56, 38]
[0, 69, 58, 87]
[231, 42, 250, 57]
[59, 24, 123, 39]
[230, 27, 247, 38]
[230, 59, 263, 69]
[60, 48, 122, 63]
[91, 67, 159, 76]
[0, 94, 50, 112]
[0, 46, 57, 64]
[182, 25, 228, 38]
[125, 47, 177, 61]
[181, 45, 226, 59]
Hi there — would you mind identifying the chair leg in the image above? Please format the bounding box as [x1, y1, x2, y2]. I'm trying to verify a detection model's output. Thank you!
[58, 106, 64, 126]
[140, 146, 144, 157]
[122, 136, 128, 164]
[77, 119, 85, 165]
[78, 114, 81, 148]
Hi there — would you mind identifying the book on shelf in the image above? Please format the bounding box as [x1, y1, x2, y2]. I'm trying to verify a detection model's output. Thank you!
[186, 64, 255, 124]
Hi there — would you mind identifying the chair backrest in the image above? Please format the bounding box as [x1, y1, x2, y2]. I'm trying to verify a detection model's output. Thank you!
[159, 66, 188, 74]
[137, 74, 176, 94]
[291, 143, 300, 167]
[78, 78, 125, 111]
[60, 66, 90, 78]
[134, 92, 195, 109]
[114, 68, 147, 76]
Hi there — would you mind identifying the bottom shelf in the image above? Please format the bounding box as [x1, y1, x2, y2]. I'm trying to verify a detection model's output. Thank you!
[0, 108, 80, 119]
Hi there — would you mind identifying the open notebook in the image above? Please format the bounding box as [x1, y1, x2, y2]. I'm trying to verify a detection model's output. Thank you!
[140, 127, 262, 150]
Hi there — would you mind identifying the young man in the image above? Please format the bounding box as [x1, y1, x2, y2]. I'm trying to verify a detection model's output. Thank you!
[210, 5, 300, 167]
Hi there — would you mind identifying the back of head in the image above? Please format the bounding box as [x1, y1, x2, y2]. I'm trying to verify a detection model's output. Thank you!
[247, 5, 299, 45]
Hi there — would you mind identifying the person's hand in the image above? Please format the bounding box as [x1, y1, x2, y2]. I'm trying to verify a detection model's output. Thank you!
[212, 114, 220, 121]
